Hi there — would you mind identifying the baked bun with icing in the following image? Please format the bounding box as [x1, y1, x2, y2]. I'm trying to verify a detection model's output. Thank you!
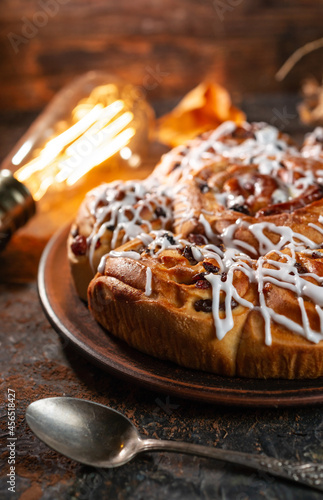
[70, 121, 323, 378]
[68, 180, 173, 300]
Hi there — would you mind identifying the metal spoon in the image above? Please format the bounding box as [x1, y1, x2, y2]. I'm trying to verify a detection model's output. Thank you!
[26, 397, 323, 492]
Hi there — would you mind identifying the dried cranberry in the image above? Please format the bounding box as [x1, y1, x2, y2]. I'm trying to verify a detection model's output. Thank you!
[188, 234, 208, 246]
[195, 280, 211, 289]
[163, 233, 176, 245]
[243, 181, 253, 192]
[192, 272, 207, 282]
[71, 235, 87, 256]
[183, 245, 197, 265]
[229, 204, 250, 215]
[95, 239, 101, 250]
[312, 251, 322, 259]
[232, 127, 255, 140]
[115, 190, 125, 201]
[221, 272, 227, 282]
[203, 262, 219, 273]
[219, 298, 239, 311]
[194, 299, 212, 312]
[155, 207, 166, 218]
[295, 262, 307, 274]
[199, 183, 210, 193]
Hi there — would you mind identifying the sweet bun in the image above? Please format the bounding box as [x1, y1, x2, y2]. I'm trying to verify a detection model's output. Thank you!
[68, 180, 173, 299]
[70, 121, 323, 378]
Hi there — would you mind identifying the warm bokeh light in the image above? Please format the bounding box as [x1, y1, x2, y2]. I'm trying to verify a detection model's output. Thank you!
[14, 85, 139, 201]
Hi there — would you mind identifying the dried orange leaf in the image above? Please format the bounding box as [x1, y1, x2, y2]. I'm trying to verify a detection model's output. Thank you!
[156, 82, 245, 147]
[299, 78, 323, 126]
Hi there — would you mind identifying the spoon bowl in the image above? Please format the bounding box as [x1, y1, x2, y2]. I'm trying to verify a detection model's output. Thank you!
[26, 397, 323, 492]
[26, 397, 141, 467]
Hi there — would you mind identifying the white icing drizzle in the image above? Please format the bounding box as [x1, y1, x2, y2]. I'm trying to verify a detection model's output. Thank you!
[146, 222, 323, 345]
[109, 250, 141, 260]
[145, 267, 152, 296]
[309, 217, 323, 236]
[85, 179, 174, 272]
[198, 214, 217, 241]
[191, 246, 204, 262]
[137, 232, 154, 246]
[101, 221, 323, 345]
[142, 230, 179, 256]
[98, 254, 107, 274]
[308, 223, 323, 236]
[157, 120, 323, 224]
[83, 121, 323, 346]
[157, 121, 301, 188]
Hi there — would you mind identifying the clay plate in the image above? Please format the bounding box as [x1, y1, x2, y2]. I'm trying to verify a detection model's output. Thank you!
[38, 224, 323, 407]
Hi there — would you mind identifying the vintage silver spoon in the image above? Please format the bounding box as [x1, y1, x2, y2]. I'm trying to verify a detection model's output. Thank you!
[26, 397, 323, 492]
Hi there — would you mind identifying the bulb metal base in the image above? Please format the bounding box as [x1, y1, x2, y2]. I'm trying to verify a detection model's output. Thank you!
[0, 170, 36, 251]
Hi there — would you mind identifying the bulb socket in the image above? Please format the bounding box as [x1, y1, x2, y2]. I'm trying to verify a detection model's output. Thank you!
[0, 170, 36, 250]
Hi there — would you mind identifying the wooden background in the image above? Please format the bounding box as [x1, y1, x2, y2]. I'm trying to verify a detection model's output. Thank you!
[2, 5, 323, 499]
[0, 0, 323, 111]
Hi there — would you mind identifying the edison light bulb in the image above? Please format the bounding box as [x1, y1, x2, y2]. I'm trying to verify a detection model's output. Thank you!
[0, 71, 154, 249]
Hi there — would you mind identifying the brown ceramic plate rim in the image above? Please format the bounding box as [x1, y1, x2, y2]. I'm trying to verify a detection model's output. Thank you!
[38, 224, 323, 407]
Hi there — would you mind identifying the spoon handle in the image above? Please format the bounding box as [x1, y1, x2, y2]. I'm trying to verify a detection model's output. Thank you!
[140, 439, 323, 492]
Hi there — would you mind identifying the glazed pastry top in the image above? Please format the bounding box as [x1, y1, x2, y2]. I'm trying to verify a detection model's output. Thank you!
[70, 121, 323, 348]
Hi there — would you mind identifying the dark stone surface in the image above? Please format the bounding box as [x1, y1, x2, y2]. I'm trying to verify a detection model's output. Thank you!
[1, 282, 323, 499]
[1, 98, 323, 499]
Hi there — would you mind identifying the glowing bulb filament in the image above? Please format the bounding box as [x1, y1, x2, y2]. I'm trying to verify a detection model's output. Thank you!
[15, 104, 103, 183]
[66, 127, 136, 186]
[12, 78, 144, 201]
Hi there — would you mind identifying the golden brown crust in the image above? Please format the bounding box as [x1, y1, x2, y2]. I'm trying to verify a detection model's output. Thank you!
[237, 311, 323, 379]
[88, 241, 323, 379]
[88, 251, 251, 376]
[172, 161, 323, 255]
